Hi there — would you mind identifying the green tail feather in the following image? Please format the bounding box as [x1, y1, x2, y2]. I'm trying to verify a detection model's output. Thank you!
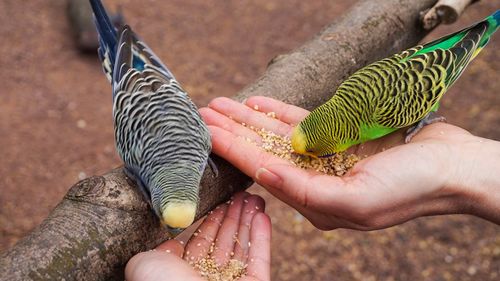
[403, 10, 498, 87]
[410, 10, 498, 59]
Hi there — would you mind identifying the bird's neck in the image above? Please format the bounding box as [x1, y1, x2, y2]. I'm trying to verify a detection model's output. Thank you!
[148, 166, 201, 210]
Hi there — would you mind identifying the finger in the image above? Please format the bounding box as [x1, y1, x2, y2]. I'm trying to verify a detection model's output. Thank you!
[245, 213, 272, 281]
[209, 126, 297, 179]
[208, 97, 293, 136]
[212, 192, 249, 266]
[245, 96, 310, 125]
[232, 195, 265, 261]
[199, 107, 262, 143]
[208, 125, 358, 228]
[155, 239, 184, 258]
[125, 251, 200, 281]
[209, 125, 363, 231]
[184, 204, 228, 263]
[208, 125, 317, 222]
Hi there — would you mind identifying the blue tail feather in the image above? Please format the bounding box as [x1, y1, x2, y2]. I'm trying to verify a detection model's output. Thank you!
[493, 10, 500, 25]
[89, 0, 118, 78]
[89, 0, 117, 50]
[90, 0, 176, 84]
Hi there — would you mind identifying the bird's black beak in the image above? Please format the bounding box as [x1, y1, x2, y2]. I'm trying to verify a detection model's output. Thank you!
[319, 153, 336, 158]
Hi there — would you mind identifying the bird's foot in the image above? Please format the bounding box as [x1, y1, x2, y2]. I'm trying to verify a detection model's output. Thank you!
[405, 114, 446, 143]
[208, 156, 219, 177]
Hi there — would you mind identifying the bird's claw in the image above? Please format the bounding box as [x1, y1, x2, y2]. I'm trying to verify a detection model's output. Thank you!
[208, 156, 219, 177]
[405, 115, 446, 143]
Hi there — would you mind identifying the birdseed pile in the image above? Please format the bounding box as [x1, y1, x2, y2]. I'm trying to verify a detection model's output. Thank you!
[192, 241, 247, 281]
[244, 111, 360, 176]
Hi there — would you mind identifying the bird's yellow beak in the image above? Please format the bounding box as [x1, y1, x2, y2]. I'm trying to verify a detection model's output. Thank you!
[291, 126, 307, 155]
[161, 201, 197, 229]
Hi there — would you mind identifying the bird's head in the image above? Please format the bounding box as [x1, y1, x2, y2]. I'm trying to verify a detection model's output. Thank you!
[291, 125, 318, 158]
[149, 166, 201, 232]
[291, 113, 341, 158]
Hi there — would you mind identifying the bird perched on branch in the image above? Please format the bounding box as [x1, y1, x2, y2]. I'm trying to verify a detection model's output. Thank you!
[89, 0, 214, 233]
[292, 10, 499, 158]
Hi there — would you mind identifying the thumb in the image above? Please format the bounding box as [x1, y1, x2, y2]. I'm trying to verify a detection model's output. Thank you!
[125, 249, 200, 281]
[125, 240, 200, 281]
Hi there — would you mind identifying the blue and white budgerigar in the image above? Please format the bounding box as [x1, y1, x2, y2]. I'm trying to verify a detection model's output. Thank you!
[89, 0, 213, 231]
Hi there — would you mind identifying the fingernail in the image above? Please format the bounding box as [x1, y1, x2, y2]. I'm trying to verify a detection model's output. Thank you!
[255, 168, 281, 188]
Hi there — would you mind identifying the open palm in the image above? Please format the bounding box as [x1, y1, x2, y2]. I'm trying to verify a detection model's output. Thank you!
[200, 96, 483, 230]
[125, 192, 271, 281]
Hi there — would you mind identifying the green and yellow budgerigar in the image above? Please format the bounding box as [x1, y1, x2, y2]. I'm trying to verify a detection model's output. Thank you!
[292, 10, 499, 158]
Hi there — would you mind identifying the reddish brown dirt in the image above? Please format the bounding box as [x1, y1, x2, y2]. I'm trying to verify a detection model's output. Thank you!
[0, 1, 498, 280]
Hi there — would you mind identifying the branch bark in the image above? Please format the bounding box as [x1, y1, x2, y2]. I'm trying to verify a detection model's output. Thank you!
[421, 0, 478, 30]
[1, 0, 451, 280]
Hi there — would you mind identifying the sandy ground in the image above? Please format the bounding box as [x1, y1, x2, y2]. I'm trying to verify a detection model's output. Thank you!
[0, 0, 498, 280]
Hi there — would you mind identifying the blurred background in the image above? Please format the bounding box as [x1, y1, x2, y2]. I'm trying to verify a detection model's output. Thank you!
[0, 0, 498, 280]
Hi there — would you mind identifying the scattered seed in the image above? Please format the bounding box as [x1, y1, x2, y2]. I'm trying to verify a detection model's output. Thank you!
[266, 111, 277, 118]
[245, 122, 360, 176]
[195, 257, 246, 281]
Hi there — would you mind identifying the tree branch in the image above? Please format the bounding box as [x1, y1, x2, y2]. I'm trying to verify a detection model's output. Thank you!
[421, 0, 479, 30]
[1, 0, 454, 280]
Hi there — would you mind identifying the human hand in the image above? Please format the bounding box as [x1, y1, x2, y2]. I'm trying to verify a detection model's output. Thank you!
[125, 192, 271, 281]
[200, 97, 500, 230]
